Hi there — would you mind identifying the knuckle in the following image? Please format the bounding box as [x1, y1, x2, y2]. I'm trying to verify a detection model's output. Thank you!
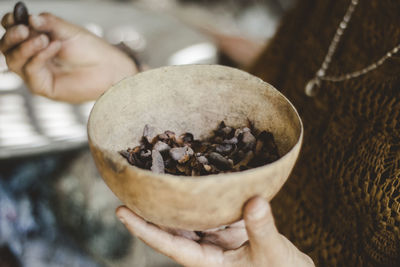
[15, 39, 37, 57]
[5, 43, 32, 70]
[39, 12, 55, 23]
[1, 13, 11, 27]
[4, 26, 26, 48]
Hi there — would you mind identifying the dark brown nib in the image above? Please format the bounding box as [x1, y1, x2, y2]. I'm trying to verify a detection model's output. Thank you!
[119, 121, 280, 176]
[14, 2, 29, 25]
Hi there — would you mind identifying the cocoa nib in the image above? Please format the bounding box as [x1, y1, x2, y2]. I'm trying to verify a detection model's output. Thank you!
[207, 152, 233, 171]
[151, 150, 165, 174]
[119, 121, 280, 176]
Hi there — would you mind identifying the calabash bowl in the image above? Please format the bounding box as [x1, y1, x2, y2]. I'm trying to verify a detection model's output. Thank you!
[88, 65, 303, 230]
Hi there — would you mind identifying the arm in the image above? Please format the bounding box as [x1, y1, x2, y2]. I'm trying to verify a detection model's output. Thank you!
[0, 12, 138, 103]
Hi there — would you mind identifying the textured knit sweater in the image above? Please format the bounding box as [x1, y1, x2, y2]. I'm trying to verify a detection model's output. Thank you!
[250, 0, 400, 266]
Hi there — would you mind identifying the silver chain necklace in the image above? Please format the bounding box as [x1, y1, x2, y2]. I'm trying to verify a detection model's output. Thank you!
[305, 0, 400, 97]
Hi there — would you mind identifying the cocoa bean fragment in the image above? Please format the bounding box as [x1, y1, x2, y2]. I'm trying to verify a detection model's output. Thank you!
[234, 151, 254, 171]
[120, 121, 280, 176]
[196, 156, 208, 165]
[140, 149, 152, 159]
[216, 143, 233, 155]
[203, 164, 212, 172]
[178, 154, 190, 164]
[158, 133, 169, 141]
[153, 141, 171, 153]
[176, 164, 186, 173]
[241, 131, 256, 150]
[222, 126, 233, 137]
[170, 146, 194, 162]
[234, 128, 243, 137]
[207, 152, 233, 170]
[151, 150, 165, 174]
[143, 124, 157, 143]
[119, 150, 130, 160]
[164, 131, 176, 139]
[214, 136, 224, 144]
[180, 133, 194, 143]
[224, 137, 238, 144]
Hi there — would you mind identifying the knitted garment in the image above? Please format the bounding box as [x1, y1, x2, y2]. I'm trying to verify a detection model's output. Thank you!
[250, 0, 400, 266]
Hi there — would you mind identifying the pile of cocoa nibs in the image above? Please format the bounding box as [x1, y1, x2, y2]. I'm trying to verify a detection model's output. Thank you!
[119, 121, 280, 176]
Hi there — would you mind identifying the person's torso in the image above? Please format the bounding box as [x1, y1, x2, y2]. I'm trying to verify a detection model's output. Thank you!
[250, 0, 400, 266]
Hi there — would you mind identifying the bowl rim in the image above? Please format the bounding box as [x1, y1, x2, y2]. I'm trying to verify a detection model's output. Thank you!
[88, 64, 304, 182]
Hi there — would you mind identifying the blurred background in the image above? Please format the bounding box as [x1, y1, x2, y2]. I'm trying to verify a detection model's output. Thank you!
[0, 0, 294, 266]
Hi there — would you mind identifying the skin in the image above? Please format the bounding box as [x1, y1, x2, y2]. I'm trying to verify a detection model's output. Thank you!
[116, 197, 314, 267]
[0, 13, 137, 103]
[1, 12, 314, 266]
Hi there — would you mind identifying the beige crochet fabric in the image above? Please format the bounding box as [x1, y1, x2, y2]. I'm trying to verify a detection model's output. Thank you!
[250, 0, 400, 266]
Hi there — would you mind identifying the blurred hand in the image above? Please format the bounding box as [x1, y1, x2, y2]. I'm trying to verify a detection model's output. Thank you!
[116, 197, 314, 267]
[0, 12, 138, 102]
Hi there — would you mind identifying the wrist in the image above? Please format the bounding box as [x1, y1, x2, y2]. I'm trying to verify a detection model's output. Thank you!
[110, 43, 140, 85]
[115, 42, 143, 72]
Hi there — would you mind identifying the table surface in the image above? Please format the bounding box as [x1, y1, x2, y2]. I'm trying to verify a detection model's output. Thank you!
[0, 0, 216, 159]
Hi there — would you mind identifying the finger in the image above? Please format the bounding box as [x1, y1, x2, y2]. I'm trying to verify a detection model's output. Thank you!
[6, 34, 49, 74]
[1, 13, 14, 29]
[24, 40, 62, 96]
[244, 197, 284, 258]
[159, 226, 200, 241]
[29, 13, 81, 40]
[223, 245, 251, 265]
[201, 227, 248, 250]
[228, 220, 245, 228]
[245, 197, 315, 266]
[0, 24, 29, 53]
[116, 206, 220, 266]
[201, 220, 244, 236]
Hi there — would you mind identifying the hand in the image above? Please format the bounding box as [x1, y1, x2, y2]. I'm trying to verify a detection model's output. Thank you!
[116, 197, 315, 267]
[0, 12, 138, 102]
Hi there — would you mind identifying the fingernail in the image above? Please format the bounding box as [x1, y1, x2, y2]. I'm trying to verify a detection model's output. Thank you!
[31, 15, 44, 28]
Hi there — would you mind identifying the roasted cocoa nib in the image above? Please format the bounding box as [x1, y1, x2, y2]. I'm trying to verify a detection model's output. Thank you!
[119, 122, 280, 176]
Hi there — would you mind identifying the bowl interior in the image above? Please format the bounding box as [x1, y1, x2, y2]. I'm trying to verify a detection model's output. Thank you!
[89, 65, 301, 158]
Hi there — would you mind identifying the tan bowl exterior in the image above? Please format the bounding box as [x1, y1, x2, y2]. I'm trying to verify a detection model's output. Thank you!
[88, 65, 303, 231]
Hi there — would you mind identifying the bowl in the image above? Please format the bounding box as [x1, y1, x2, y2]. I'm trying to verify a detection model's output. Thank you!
[88, 65, 303, 230]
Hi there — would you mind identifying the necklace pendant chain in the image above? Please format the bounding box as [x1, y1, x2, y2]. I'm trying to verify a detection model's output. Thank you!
[305, 78, 321, 97]
[304, 0, 400, 97]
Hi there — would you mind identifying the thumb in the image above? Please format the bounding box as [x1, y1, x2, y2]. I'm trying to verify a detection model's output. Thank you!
[244, 197, 315, 266]
[29, 13, 80, 40]
[244, 197, 283, 257]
